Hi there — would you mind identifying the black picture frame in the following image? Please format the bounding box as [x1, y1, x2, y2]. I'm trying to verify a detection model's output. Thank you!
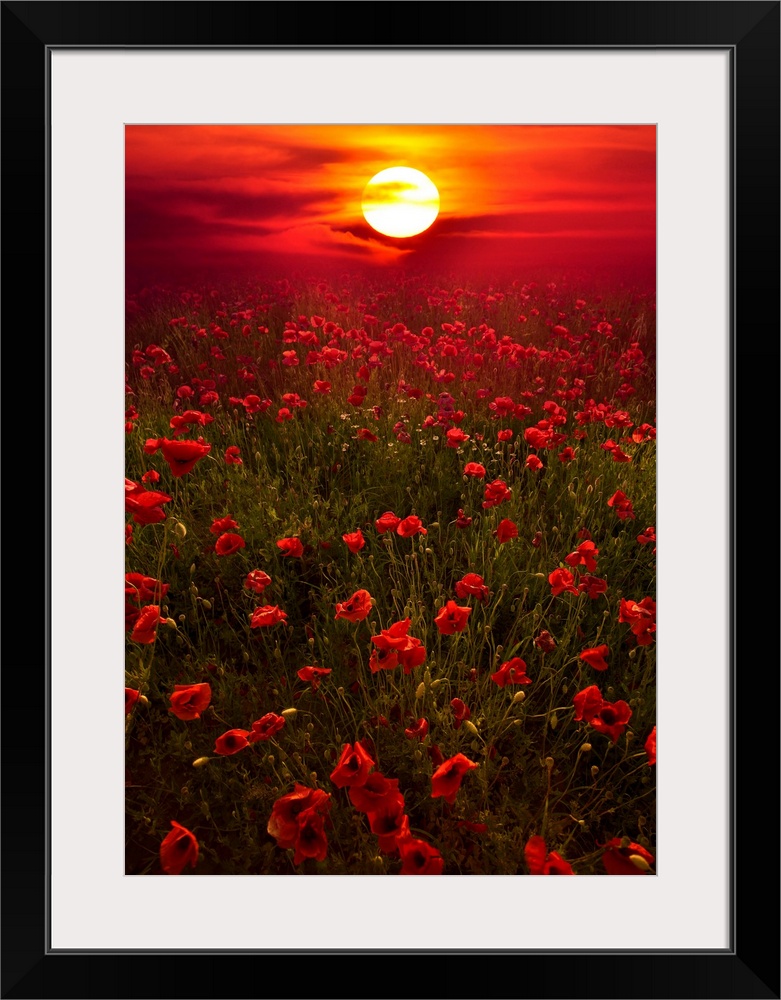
[3, 3, 778, 998]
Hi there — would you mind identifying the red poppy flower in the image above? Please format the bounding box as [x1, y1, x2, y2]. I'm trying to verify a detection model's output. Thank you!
[398, 833, 444, 874]
[248, 713, 286, 742]
[431, 753, 478, 805]
[572, 684, 604, 722]
[578, 575, 608, 599]
[434, 600, 472, 635]
[371, 511, 399, 536]
[169, 682, 212, 721]
[297, 665, 332, 690]
[602, 837, 655, 875]
[580, 644, 610, 671]
[244, 569, 272, 594]
[591, 699, 633, 743]
[141, 469, 161, 484]
[334, 589, 373, 622]
[404, 718, 429, 741]
[125, 573, 169, 604]
[524, 835, 575, 875]
[645, 725, 657, 765]
[349, 773, 404, 815]
[548, 568, 579, 597]
[214, 729, 251, 755]
[637, 526, 657, 547]
[525, 454, 544, 471]
[446, 427, 470, 448]
[534, 630, 556, 653]
[276, 537, 304, 558]
[130, 604, 163, 644]
[357, 428, 378, 442]
[482, 479, 512, 508]
[267, 785, 331, 853]
[491, 657, 532, 687]
[494, 518, 518, 544]
[152, 437, 212, 478]
[250, 605, 288, 628]
[463, 462, 486, 478]
[454, 573, 489, 603]
[607, 490, 636, 520]
[368, 800, 408, 854]
[455, 509, 473, 529]
[619, 596, 657, 645]
[224, 445, 243, 465]
[290, 807, 330, 865]
[330, 742, 375, 788]
[497, 429, 513, 442]
[558, 446, 576, 463]
[124, 481, 173, 525]
[210, 515, 239, 535]
[396, 515, 427, 537]
[214, 532, 246, 557]
[450, 698, 471, 730]
[160, 820, 199, 875]
[125, 688, 141, 714]
[342, 529, 365, 554]
[564, 540, 599, 573]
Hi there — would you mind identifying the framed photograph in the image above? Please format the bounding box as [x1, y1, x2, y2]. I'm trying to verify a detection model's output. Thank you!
[4, 3, 778, 998]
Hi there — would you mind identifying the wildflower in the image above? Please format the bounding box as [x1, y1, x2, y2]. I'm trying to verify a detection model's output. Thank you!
[404, 718, 429, 741]
[330, 742, 375, 788]
[645, 725, 657, 765]
[573, 684, 632, 743]
[210, 515, 239, 535]
[349, 773, 403, 815]
[147, 437, 212, 478]
[125, 573, 169, 604]
[334, 589, 373, 622]
[397, 515, 427, 537]
[564, 540, 599, 573]
[578, 575, 608, 599]
[494, 518, 518, 544]
[463, 462, 486, 478]
[276, 537, 304, 558]
[224, 445, 243, 465]
[369, 800, 408, 854]
[524, 835, 575, 875]
[169, 682, 212, 721]
[602, 838, 655, 875]
[580, 645, 610, 671]
[244, 569, 272, 594]
[125, 688, 141, 714]
[619, 596, 656, 645]
[214, 729, 251, 755]
[431, 753, 478, 805]
[482, 479, 511, 508]
[249, 605, 288, 628]
[249, 713, 286, 742]
[525, 454, 544, 471]
[342, 529, 365, 554]
[375, 511, 401, 533]
[160, 821, 199, 875]
[130, 604, 163, 644]
[296, 665, 332, 691]
[607, 490, 636, 520]
[398, 832, 444, 874]
[454, 573, 489, 603]
[497, 429, 513, 442]
[548, 568, 579, 597]
[434, 600, 471, 635]
[491, 657, 532, 687]
[214, 532, 246, 557]
[534, 630, 556, 653]
[124, 480, 172, 525]
[450, 698, 471, 730]
[637, 526, 656, 547]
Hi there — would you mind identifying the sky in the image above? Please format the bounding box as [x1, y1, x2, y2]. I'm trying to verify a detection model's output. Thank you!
[125, 124, 655, 288]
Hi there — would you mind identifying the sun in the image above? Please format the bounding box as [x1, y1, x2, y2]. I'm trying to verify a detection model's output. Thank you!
[361, 166, 440, 238]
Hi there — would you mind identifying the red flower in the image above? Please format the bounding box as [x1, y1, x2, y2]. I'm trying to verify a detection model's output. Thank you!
[125, 572, 169, 604]
[497, 428, 513, 442]
[619, 596, 656, 645]
[342, 529, 365, 554]
[371, 619, 426, 674]
[558, 446, 576, 463]
[645, 725, 657, 765]
[330, 742, 375, 788]
[637, 526, 657, 548]
[214, 532, 246, 557]
[534, 630, 556, 653]
[130, 604, 163, 644]
[375, 511, 401, 533]
[250, 605, 288, 628]
[244, 569, 272, 594]
[446, 427, 470, 448]
[578, 575, 608, 599]
[276, 537, 304, 558]
[434, 600, 472, 635]
[525, 454, 544, 471]
[454, 573, 489, 603]
[398, 834, 444, 875]
[524, 835, 575, 875]
[396, 515, 427, 537]
[214, 729, 251, 755]
[141, 469, 161, 484]
[572, 684, 604, 723]
[602, 837, 655, 875]
[368, 800, 408, 854]
[349, 773, 403, 815]
[450, 698, 471, 730]
[154, 437, 212, 478]
[494, 518, 518, 544]
[580, 644, 610, 671]
[491, 657, 532, 687]
[404, 718, 429, 741]
[564, 540, 599, 573]
[548, 568, 579, 597]
[357, 428, 378, 442]
[463, 462, 486, 478]
[248, 713, 286, 742]
[482, 479, 511, 508]
[334, 589, 373, 622]
[224, 445, 243, 465]
[607, 490, 636, 520]
[267, 784, 331, 849]
[210, 515, 239, 535]
[297, 665, 332, 690]
[124, 480, 172, 525]
[125, 688, 141, 714]
[431, 753, 478, 805]
[160, 820, 199, 875]
[573, 684, 632, 742]
[455, 509, 473, 529]
[291, 807, 330, 865]
[169, 682, 212, 720]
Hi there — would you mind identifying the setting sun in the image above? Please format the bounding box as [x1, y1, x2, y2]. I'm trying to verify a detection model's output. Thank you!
[361, 166, 440, 238]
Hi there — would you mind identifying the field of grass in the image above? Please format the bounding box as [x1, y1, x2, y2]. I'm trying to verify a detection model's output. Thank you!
[125, 273, 656, 876]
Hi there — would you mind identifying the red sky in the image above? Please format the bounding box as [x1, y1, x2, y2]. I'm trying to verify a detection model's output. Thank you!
[125, 124, 655, 288]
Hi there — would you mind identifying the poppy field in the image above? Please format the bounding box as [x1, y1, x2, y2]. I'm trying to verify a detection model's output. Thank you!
[125, 274, 656, 876]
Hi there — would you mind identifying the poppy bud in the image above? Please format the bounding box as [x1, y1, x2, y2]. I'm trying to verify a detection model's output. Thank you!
[545, 757, 554, 770]
[463, 720, 479, 737]
[550, 714, 558, 730]
[591, 765, 599, 777]
[431, 679, 442, 689]
[190, 584, 199, 596]
[189, 564, 196, 575]
[424, 670, 432, 686]
[242, 651, 249, 663]
[174, 522, 187, 539]
[192, 757, 211, 768]
[512, 691, 526, 704]
[165, 618, 177, 628]
[580, 743, 592, 753]
[266, 755, 275, 764]
[281, 708, 297, 718]
[138, 695, 149, 706]
[629, 854, 653, 872]
[201, 600, 212, 610]
[415, 682, 426, 700]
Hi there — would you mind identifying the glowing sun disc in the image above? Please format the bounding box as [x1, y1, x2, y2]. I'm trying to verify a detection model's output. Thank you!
[362, 166, 440, 238]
